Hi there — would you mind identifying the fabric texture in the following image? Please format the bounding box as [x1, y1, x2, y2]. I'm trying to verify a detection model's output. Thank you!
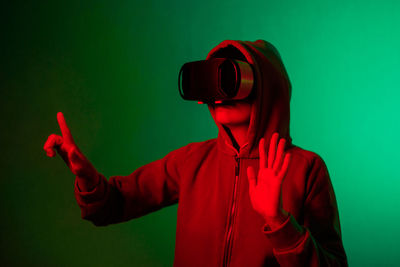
[74, 39, 348, 266]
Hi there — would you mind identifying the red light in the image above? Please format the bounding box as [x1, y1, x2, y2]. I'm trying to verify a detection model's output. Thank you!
[198, 101, 204, 104]
[215, 100, 222, 104]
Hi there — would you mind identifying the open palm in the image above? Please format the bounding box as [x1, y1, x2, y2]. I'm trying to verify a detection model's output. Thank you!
[247, 132, 291, 221]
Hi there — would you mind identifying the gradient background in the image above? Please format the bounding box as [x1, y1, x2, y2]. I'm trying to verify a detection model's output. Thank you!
[2, 0, 400, 266]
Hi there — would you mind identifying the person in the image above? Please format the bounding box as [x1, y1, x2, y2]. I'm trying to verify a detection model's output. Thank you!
[43, 39, 348, 266]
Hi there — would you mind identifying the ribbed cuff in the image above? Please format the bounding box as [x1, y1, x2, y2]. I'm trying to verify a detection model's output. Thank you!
[262, 213, 306, 251]
[74, 173, 106, 203]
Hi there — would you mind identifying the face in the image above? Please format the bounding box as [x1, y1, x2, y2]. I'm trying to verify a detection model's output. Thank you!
[211, 98, 254, 127]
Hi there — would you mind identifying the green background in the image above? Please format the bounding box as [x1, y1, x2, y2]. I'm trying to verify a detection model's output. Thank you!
[2, 0, 399, 266]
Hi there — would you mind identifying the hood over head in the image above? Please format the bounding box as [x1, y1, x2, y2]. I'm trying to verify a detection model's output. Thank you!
[206, 39, 293, 158]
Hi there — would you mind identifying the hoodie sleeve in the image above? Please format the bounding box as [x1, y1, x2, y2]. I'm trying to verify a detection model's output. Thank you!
[262, 155, 348, 266]
[73, 144, 190, 226]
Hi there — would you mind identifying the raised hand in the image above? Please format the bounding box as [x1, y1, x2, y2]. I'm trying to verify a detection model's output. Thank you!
[247, 132, 291, 229]
[43, 112, 97, 181]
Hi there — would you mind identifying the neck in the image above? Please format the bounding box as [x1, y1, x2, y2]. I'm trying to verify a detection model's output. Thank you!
[223, 123, 249, 152]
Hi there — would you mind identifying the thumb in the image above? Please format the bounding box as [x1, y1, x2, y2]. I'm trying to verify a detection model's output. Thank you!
[247, 166, 256, 190]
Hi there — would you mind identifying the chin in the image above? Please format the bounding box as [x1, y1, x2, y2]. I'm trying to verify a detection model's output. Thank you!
[213, 104, 251, 126]
[215, 116, 244, 126]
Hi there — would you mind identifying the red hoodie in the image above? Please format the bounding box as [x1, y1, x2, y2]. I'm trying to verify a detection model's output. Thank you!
[74, 40, 348, 266]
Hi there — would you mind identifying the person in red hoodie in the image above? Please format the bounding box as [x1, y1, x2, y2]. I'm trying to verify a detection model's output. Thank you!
[44, 40, 348, 266]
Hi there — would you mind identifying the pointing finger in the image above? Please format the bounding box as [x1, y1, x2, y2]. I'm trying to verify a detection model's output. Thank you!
[57, 112, 74, 144]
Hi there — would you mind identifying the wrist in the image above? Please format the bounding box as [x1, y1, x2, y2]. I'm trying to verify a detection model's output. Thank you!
[263, 209, 289, 230]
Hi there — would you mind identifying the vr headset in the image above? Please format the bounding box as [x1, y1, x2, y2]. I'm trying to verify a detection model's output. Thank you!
[178, 58, 255, 104]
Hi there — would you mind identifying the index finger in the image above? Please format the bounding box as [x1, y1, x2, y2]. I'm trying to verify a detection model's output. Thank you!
[57, 112, 74, 143]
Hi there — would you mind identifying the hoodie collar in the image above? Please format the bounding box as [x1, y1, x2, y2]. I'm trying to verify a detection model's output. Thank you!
[206, 40, 293, 159]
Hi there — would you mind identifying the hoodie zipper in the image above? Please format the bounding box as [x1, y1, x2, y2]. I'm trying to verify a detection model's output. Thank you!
[223, 155, 240, 267]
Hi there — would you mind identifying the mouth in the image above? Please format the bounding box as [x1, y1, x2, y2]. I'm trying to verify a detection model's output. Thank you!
[214, 103, 235, 109]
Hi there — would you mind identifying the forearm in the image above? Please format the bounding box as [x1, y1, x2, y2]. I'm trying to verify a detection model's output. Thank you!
[74, 173, 126, 226]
